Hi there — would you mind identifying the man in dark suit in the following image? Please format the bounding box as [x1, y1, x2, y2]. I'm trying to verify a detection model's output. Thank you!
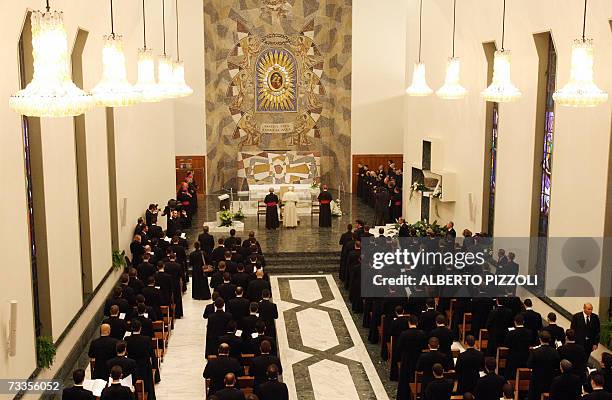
[558, 329, 588, 382]
[231, 265, 253, 290]
[154, 262, 173, 306]
[522, 299, 543, 344]
[218, 273, 237, 303]
[88, 324, 119, 380]
[424, 363, 454, 400]
[240, 302, 262, 341]
[550, 359, 583, 400]
[198, 226, 215, 256]
[474, 357, 506, 400]
[204, 292, 220, 320]
[103, 305, 128, 341]
[395, 315, 428, 400]
[210, 262, 228, 290]
[582, 372, 612, 400]
[259, 289, 278, 337]
[250, 341, 282, 387]
[213, 373, 246, 400]
[228, 287, 250, 322]
[543, 312, 566, 346]
[221, 251, 238, 274]
[570, 303, 601, 359]
[247, 269, 271, 302]
[203, 344, 243, 395]
[62, 369, 95, 400]
[419, 298, 441, 333]
[504, 314, 534, 380]
[142, 276, 163, 319]
[470, 297, 494, 339]
[104, 287, 130, 316]
[216, 320, 244, 360]
[429, 314, 453, 357]
[248, 321, 276, 356]
[254, 364, 288, 400]
[456, 335, 485, 394]
[100, 366, 134, 400]
[206, 298, 234, 357]
[416, 337, 453, 391]
[164, 253, 184, 318]
[527, 331, 561, 400]
[486, 298, 514, 356]
[132, 303, 154, 338]
[125, 320, 157, 400]
[388, 304, 411, 380]
[210, 239, 227, 265]
[106, 341, 137, 379]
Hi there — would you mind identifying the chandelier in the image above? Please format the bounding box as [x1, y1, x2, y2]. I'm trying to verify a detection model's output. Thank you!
[482, 0, 521, 102]
[92, 0, 141, 106]
[134, 0, 164, 102]
[437, 0, 467, 100]
[171, 0, 193, 97]
[406, 0, 432, 96]
[157, 0, 179, 98]
[553, 0, 607, 107]
[9, 1, 94, 117]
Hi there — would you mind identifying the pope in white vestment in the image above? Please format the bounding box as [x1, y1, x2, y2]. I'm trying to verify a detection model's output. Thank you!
[282, 187, 299, 228]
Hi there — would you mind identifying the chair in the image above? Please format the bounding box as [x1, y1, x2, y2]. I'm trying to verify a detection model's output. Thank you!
[478, 328, 489, 352]
[461, 313, 472, 344]
[151, 337, 162, 362]
[135, 379, 147, 400]
[257, 201, 267, 224]
[152, 320, 168, 359]
[241, 353, 255, 375]
[514, 368, 531, 400]
[448, 299, 457, 329]
[496, 346, 510, 375]
[160, 306, 172, 333]
[238, 376, 255, 396]
[411, 371, 424, 400]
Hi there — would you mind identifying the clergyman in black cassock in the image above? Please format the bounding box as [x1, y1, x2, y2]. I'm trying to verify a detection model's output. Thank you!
[264, 189, 280, 230]
[317, 186, 333, 227]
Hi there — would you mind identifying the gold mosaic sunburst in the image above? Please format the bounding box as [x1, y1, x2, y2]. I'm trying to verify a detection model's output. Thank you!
[256, 49, 297, 112]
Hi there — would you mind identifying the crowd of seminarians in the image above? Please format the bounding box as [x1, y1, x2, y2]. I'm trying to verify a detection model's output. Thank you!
[62, 197, 287, 400]
[356, 160, 404, 226]
[338, 217, 612, 400]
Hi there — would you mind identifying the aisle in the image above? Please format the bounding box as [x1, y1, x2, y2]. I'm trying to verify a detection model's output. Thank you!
[271, 274, 389, 400]
[155, 283, 208, 399]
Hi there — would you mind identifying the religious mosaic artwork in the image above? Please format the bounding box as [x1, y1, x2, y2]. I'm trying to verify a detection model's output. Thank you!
[227, 24, 325, 148]
[204, 0, 352, 191]
[237, 151, 320, 185]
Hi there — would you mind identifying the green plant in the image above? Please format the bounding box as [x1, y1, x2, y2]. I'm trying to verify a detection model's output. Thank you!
[219, 210, 234, 227]
[601, 318, 612, 348]
[36, 336, 56, 369]
[112, 250, 127, 270]
[233, 209, 245, 221]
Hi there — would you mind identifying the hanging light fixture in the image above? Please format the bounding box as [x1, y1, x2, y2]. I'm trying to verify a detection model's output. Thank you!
[157, 0, 178, 98]
[553, 0, 607, 107]
[9, 0, 94, 117]
[481, 0, 521, 102]
[406, 0, 433, 96]
[92, 0, 141, 106]
[171, 0, 193, 98]
[134, 0, 164, 102]
[437, 0, 467, 100]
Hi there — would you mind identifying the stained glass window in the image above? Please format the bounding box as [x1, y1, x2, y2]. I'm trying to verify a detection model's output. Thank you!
[488, 102, 499, 236]
[536, 36, 556, 273]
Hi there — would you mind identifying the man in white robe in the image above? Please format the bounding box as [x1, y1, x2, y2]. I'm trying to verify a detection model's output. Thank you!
[281, 186, 299, 228]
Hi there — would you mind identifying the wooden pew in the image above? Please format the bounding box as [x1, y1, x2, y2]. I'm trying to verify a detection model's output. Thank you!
[461, 313, 472, 344]
[478, 329, 489, 352]
[514, 368, 531, 400]
[238, 376, 255, 396]
[160, 306, 173, 333]
[240, 353, 255, 375]
[448, 299, 457, 330]
[135, 379, 146, 400]
[496, 346, 509, 375]
[411, 371, 423, 400]
[152, 321, 167, 360]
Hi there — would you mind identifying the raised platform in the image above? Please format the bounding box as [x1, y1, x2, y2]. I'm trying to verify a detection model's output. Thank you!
[247, 183, 315, 201]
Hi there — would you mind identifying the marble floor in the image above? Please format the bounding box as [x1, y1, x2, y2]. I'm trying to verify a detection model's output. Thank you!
[271, 275, 389, 400]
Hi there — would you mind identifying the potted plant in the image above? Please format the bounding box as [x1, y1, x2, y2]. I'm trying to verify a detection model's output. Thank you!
[36, 336, 56, 369]
[219, 210, 234, 227]
[112, 250, 127, 270]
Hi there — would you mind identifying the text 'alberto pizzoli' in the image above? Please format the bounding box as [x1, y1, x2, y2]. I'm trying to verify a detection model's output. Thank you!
[371, 274, 539, 287]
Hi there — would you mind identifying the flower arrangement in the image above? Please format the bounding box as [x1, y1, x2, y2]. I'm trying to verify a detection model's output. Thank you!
[233, 208, 245, 221]
[432, 185, 442, 199]
[219, 210, 235, 227]
[409, 182, 427, 199]
[409, 219, 447, 236]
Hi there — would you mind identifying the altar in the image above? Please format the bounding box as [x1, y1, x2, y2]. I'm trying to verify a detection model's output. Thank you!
[248, 183, 314, 201]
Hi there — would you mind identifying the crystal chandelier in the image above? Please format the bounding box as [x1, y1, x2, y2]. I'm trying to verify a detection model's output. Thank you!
[134, 0, 164, 102]
[92, 0, 141, 106]
[157, 0, 179, 98]
[171, 0, 193, 97]
[482, 0, 521, 102]
[437, 0, 467, 100]
[9, 1, 94, 117]
[553, 0, 607, 107]
[406, 0, 432, 96]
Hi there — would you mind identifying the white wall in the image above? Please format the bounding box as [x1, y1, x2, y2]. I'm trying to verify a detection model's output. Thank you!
[0, 0, 184, 379]
[403, 0, 612, 313]
[351, 0, 407, 155]
[173, 0, 206, 156]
